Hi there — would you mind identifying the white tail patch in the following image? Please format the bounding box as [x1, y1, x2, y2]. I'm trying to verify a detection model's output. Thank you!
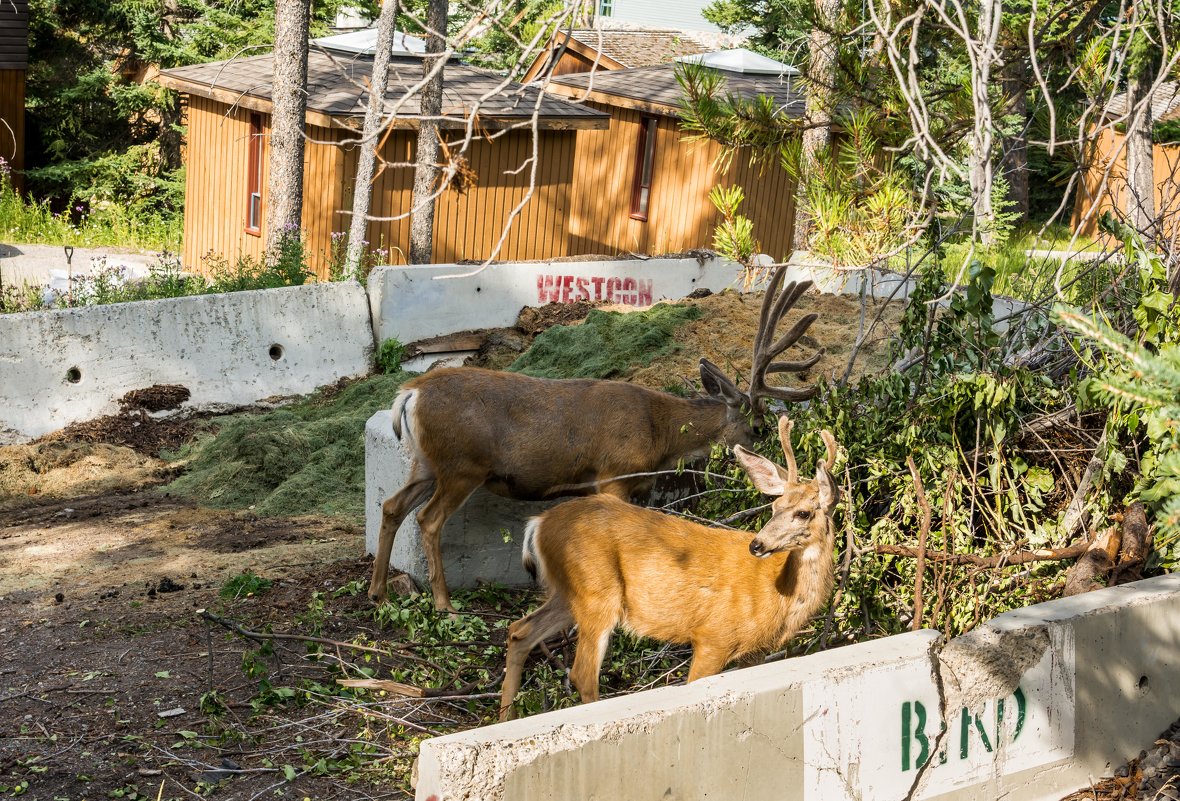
[521, 517, 544, 584]
[391, 389, 417, 445]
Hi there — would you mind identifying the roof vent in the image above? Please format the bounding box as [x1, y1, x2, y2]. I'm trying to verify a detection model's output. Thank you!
[312, 27, 427, 56]
[675, 48, 799, 75]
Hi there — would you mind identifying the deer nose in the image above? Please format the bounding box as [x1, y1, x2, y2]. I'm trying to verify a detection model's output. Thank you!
[749, 539, 766, 557]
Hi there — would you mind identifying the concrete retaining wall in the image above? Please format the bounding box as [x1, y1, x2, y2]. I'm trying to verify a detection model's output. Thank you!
[416, 573, 1180, 801]
[365, 411, 550, 589]
[366, 255, 741, 345]
[0, 282, 373, 442]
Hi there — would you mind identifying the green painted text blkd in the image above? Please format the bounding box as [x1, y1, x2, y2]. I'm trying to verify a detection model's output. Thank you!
[901, 688, 1027, 771]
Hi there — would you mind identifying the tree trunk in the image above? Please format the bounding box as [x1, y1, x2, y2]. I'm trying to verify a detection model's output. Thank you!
[999, 55, 1029, 219]
[1125, 67, 1156, 237]
[266, 0, 311, 254]
[408, 0, 448, 265]
[345, 0, 402, 278]
[792, 0, 841, 254]
[968, 0, 1002, 247]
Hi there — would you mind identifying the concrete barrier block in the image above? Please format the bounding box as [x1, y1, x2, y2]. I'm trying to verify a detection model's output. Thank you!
[414, 574, 1180, 801]
[367, 256, 747, 346]
[364, 411, 554, 590]
[0, 282, 374, 442]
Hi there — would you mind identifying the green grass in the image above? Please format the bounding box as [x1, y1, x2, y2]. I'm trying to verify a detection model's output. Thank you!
[507, 304, 703, 379]
[165, 373, 412, 521]
[0, 178, 181, 251]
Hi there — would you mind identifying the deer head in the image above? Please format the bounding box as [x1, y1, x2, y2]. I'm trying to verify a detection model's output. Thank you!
[734, 416, 839, 557]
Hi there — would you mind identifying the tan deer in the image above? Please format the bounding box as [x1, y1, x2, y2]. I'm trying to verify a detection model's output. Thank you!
[369, 268, 823, 612]
[498, 416, 839, 720]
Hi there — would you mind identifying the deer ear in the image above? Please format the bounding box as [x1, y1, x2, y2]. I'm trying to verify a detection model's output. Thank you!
[734, 445, 789, 496]
[815, 461, 839, 511]
[700, 359, 745, 406]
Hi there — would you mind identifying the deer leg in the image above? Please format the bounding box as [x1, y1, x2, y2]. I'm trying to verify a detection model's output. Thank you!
[685, 644, 732, 683]
[415, 476, 482, 613]
[368, 467, 435, 604]
[499, 597, 574, 721]
[568, 614, 617, 704]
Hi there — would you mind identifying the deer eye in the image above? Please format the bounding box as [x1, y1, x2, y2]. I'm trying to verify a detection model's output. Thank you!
[794, 509, 812, 521]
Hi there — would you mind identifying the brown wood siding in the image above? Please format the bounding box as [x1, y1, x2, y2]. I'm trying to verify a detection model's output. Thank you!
[1072, 126, 1180, 242]
[568, 101, 796, 259]
[183, 96, 578, 276]
[0, 68, 24, 189]
[181, 96, 269, 272]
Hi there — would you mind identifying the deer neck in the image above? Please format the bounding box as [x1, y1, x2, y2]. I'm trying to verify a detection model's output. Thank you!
[771, 522, 836, 646]
[656, 397, 732, 466]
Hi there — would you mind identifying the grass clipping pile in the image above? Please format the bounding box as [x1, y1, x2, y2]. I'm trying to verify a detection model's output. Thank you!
[501, 289, 901, 390]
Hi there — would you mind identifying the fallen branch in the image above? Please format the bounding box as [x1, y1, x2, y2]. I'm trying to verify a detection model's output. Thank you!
[198, 609, 433, 666]
[907, 455, 931, 631]
[1061, 430, 1107, 539]
[1112, 502, 1151, 586]
[875, 542, 1088, 567]
[1063, 526, 1122, 597]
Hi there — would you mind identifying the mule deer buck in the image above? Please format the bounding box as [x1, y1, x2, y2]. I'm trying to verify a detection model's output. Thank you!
[498, 416, 838, 720]
[369, 268, 823, 612]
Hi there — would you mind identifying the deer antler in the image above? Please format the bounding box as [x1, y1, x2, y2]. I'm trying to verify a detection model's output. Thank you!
[819, 430, 837, 470]
[748, 268, 823, 412]
[777, 416, 798, 484]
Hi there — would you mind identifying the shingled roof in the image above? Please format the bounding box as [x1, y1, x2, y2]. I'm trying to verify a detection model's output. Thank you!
[546, 60, 804, 118]
[566, 28, 717, 69]
[1104, 81, 1180, 123]
[158, 51, 608, 130]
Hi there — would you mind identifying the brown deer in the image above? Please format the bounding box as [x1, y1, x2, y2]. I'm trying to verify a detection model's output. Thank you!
[369, 268, 823, 612]
[498, 416, 838, 720]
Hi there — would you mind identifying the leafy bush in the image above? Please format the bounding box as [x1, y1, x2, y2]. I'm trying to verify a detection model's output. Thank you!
[0, 168, 180, 250]
[376, 339, 406, 374]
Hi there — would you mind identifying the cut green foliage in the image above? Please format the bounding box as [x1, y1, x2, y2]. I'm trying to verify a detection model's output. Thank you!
[166, 373, 411, 520]
[507, 304, 703, 380]
[220, 570, 274, 600]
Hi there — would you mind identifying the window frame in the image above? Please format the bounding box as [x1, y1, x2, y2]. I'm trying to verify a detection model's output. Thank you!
[599, 0, 613, 16]
[629, 116, 658, 221]
[245, 113, 263, 236]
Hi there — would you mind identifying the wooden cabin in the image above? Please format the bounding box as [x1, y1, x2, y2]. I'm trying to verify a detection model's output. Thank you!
[159, 41, 802, 274]
[544, 50, 803, 259]
[1072, 81, 1180, 241]
[0, 0, 27, 191]
[157, 48, 608, 277]
[522, 27, 718, 82]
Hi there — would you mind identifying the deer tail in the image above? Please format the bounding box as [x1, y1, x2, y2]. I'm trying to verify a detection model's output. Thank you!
[521, 517, 544, 585]
[390, 389, 416, 443]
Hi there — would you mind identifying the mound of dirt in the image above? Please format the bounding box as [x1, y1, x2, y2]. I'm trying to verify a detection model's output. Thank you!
[627, 290, 904, 392]
[0, 441, 173, 511]
[39, 409, 205, 457]
[118, 383, 191, 412]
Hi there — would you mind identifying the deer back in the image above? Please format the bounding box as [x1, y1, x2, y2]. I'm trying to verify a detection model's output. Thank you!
[397, 367, 753, 500]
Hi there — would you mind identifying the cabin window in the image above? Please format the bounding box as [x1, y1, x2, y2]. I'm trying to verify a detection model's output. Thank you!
[245, 113, 263, 235]
[599, 0, 613, 16]
[630, 117, 657, 221]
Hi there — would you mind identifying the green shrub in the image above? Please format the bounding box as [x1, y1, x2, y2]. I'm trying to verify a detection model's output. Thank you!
[376, 339, 406, 374]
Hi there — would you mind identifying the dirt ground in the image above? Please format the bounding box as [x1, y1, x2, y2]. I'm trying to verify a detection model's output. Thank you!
[0, 287, 1161, 801]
